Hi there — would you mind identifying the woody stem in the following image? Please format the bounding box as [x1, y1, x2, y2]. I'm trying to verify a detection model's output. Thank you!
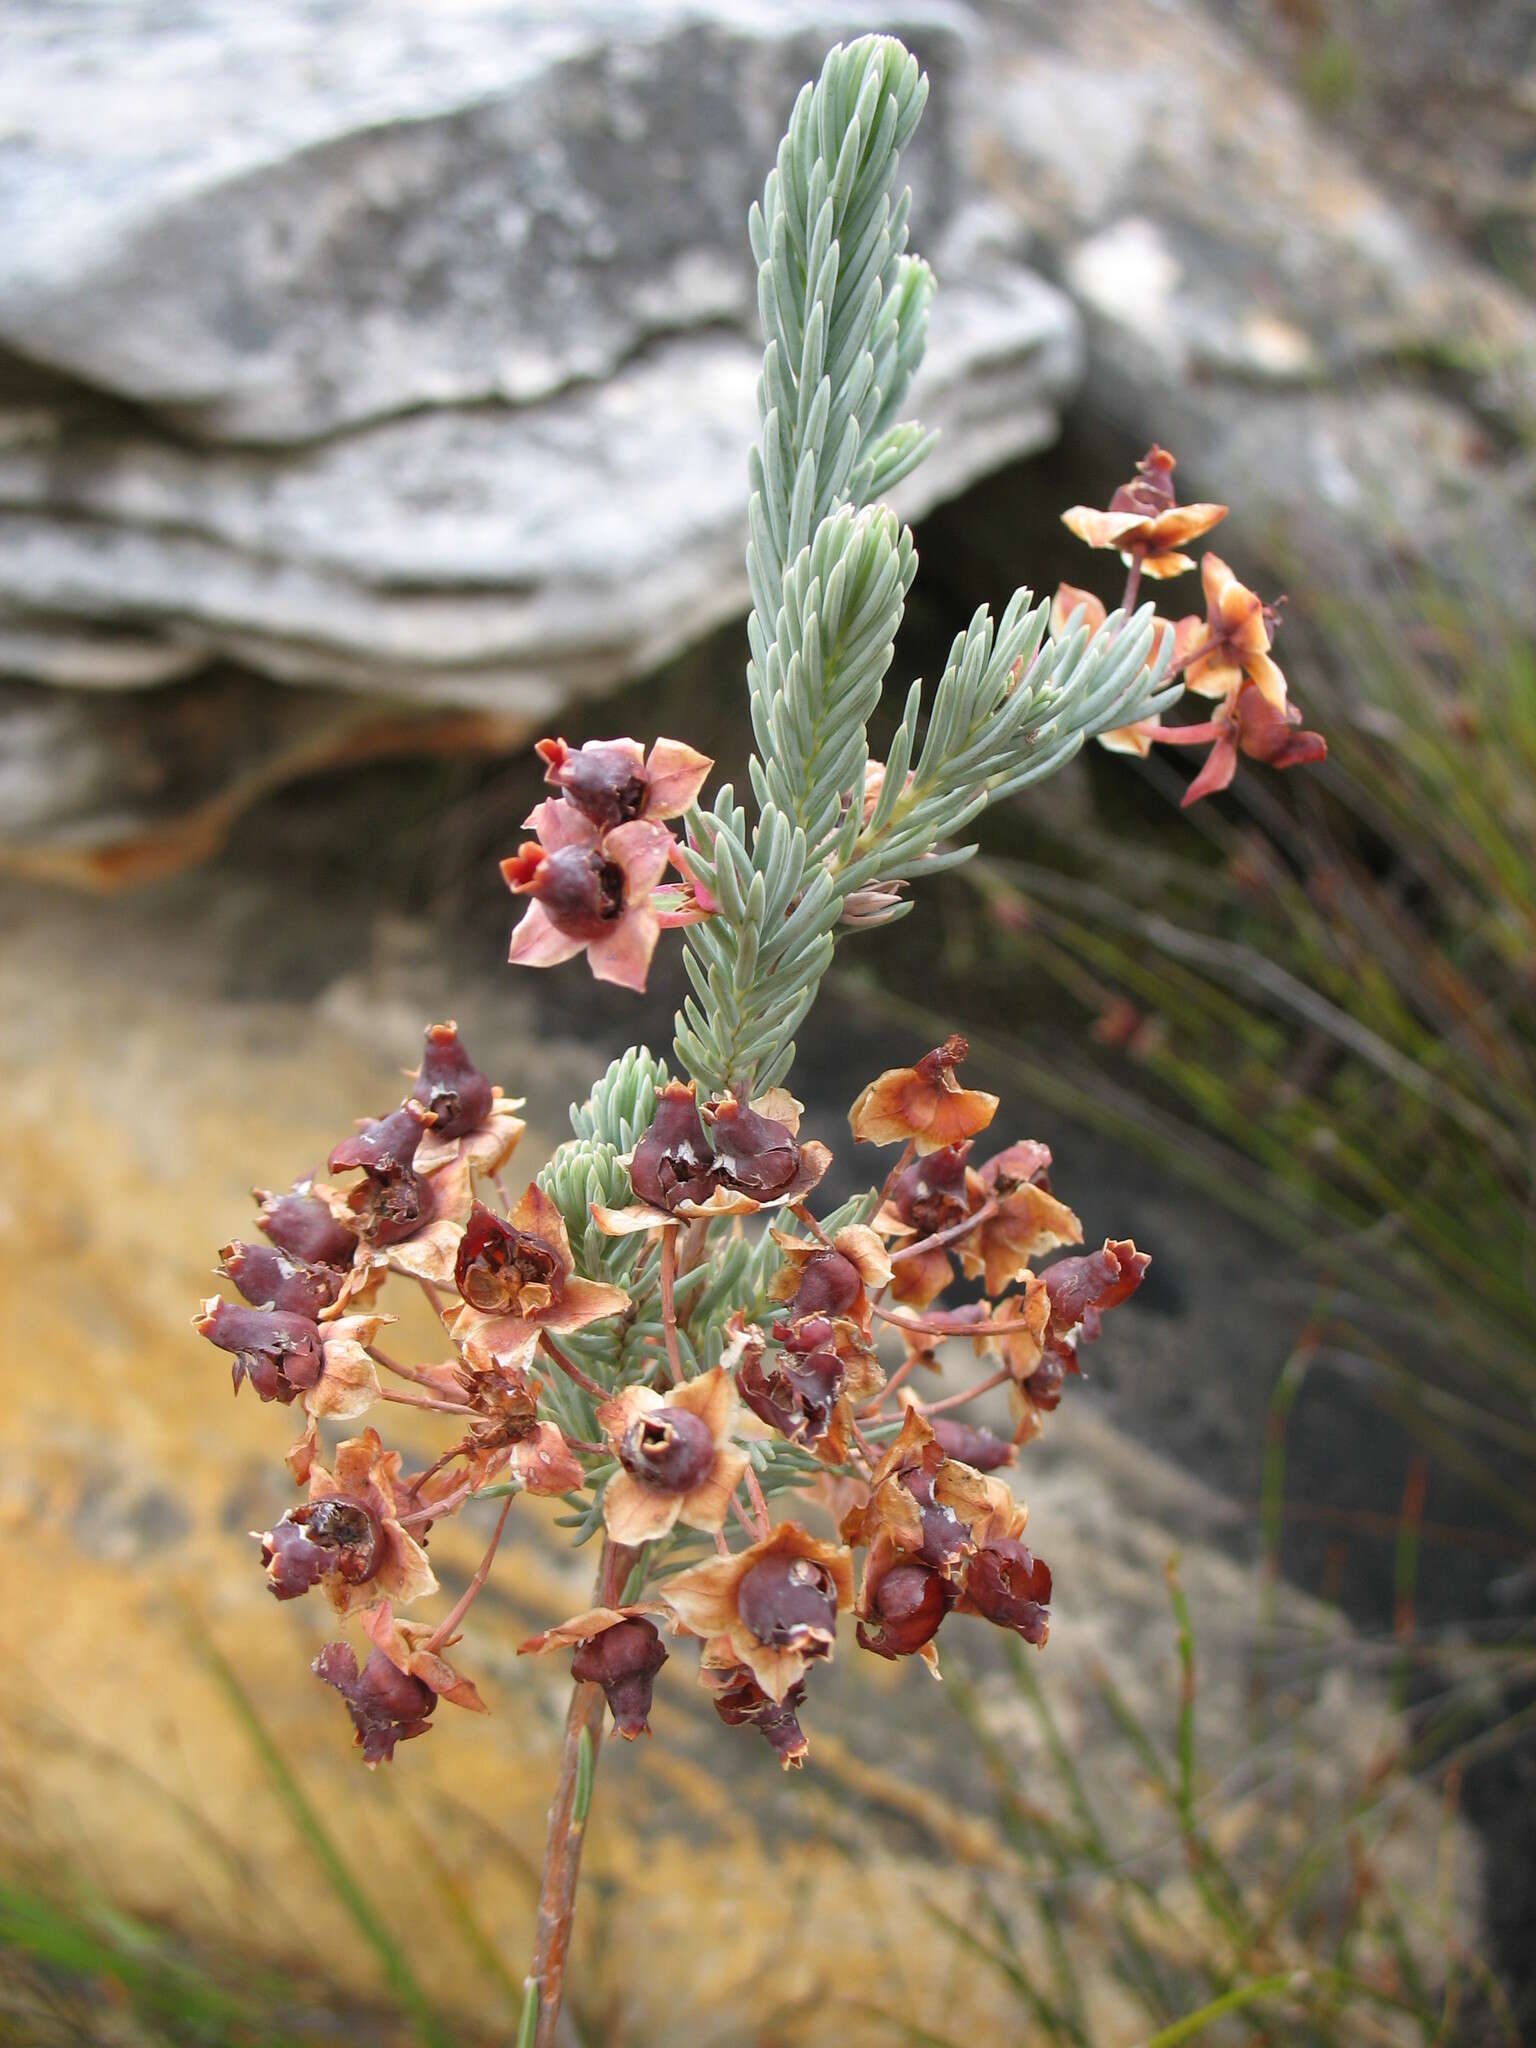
[527, 1537, 634, 2048]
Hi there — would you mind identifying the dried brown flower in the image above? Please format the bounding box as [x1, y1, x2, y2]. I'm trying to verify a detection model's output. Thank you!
[849, 1036, 999, 1154]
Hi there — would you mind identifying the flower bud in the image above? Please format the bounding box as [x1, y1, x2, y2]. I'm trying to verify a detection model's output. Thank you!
[630, 1083, 718, 1211]
[220, 1241, 343, 1319]
[570, 1617, 668, 1738]
[195, 1300, 324, 1403]
[313, 1643, 436, 1765]
[964, 1538, 1052, 1644]
[857, 1561, 953, 1661]
[619, 1408, 716, 1492]
[411, 1021, 493, 1139]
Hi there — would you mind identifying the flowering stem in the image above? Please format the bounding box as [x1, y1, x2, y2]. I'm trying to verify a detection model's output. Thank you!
[860, 1349, 928, 1413]
[528, 1537, 633, 2048]
[791, 1201, 832, 1246]
[379, 1386, 476, 1417]
[1146, 717, 1223, 747]
[916, 1368, 1011, 1416]
[538, 1332, 606, 1399]
[728, 1493, 760, 1540]
[743, 1462, 772, 1540]
[413, 1274, 455, 1327]
[399, 1482, 472, 1526]
[889, 1197, 996, 1265]
[1121, 547, 1145, 615]
[424, 1495, 513, 1654]
[871, 1303, 1041, 1338]
[367, 1344, 443, 1386]
[658, 1226, 685, 1385]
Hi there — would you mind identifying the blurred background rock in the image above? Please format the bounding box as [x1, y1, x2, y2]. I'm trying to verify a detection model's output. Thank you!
[2, 2, 1532, 2043]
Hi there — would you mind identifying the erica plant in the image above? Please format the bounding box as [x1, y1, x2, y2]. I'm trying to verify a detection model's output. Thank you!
[195, 37, 1322, 2043]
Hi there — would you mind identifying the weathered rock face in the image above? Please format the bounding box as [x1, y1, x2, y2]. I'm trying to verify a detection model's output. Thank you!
[0, 2, 1077, 712]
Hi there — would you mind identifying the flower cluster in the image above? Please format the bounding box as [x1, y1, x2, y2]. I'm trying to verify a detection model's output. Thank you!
[1057, 444, 1327, 807]
[502, 738, 712, 990]
[199, 1013, 1142, 1771]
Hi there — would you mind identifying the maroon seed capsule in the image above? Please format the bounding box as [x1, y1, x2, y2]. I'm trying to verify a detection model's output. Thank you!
[737, 1347, 843, 1444]
[630, 1083, 718, 1211]
[329, 1105, 430, 1177]
[221, 1241, 343, 1319]
[889, 1143, 971, 1234]
[930, 1419, 1014, 1472]
[736, 1553, 839, 1649]
[857, 1561, 953, 1660]
[256, 1189, 358, 1267]
[570, 1618, 668, 1738]
[704, 1661, 811, 1767]
[964, 1538, 1052, 1644]
[547, 743, 650, 831]
[791, 1250, 860, 1318]
[533, 845, 628, 941]
[354, 1166, 431, 1247]
[619, 1408, 716, 1493]
[412, 1021, 493, 1140]
[196, 1300, 324, 1404]
[900, 1466, 972, 1569]
[313, 1643, 436, 1765]
[1042, 1240, 1148, 1331]
[258, 1518, 331, 1601]
[296, 1494, 384, 1584]
[708, 1097, 800, 1198]
[454, 1202, 565, 1312]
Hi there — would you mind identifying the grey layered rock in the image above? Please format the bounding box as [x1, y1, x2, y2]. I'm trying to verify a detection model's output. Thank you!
[963, 0, 1536, 615]
[0, 269, 1078, 709]
[0, 0, 1084, 866]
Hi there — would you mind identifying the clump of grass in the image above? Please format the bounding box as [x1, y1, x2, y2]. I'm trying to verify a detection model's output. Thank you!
[906, 1563, 1521, 2048]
